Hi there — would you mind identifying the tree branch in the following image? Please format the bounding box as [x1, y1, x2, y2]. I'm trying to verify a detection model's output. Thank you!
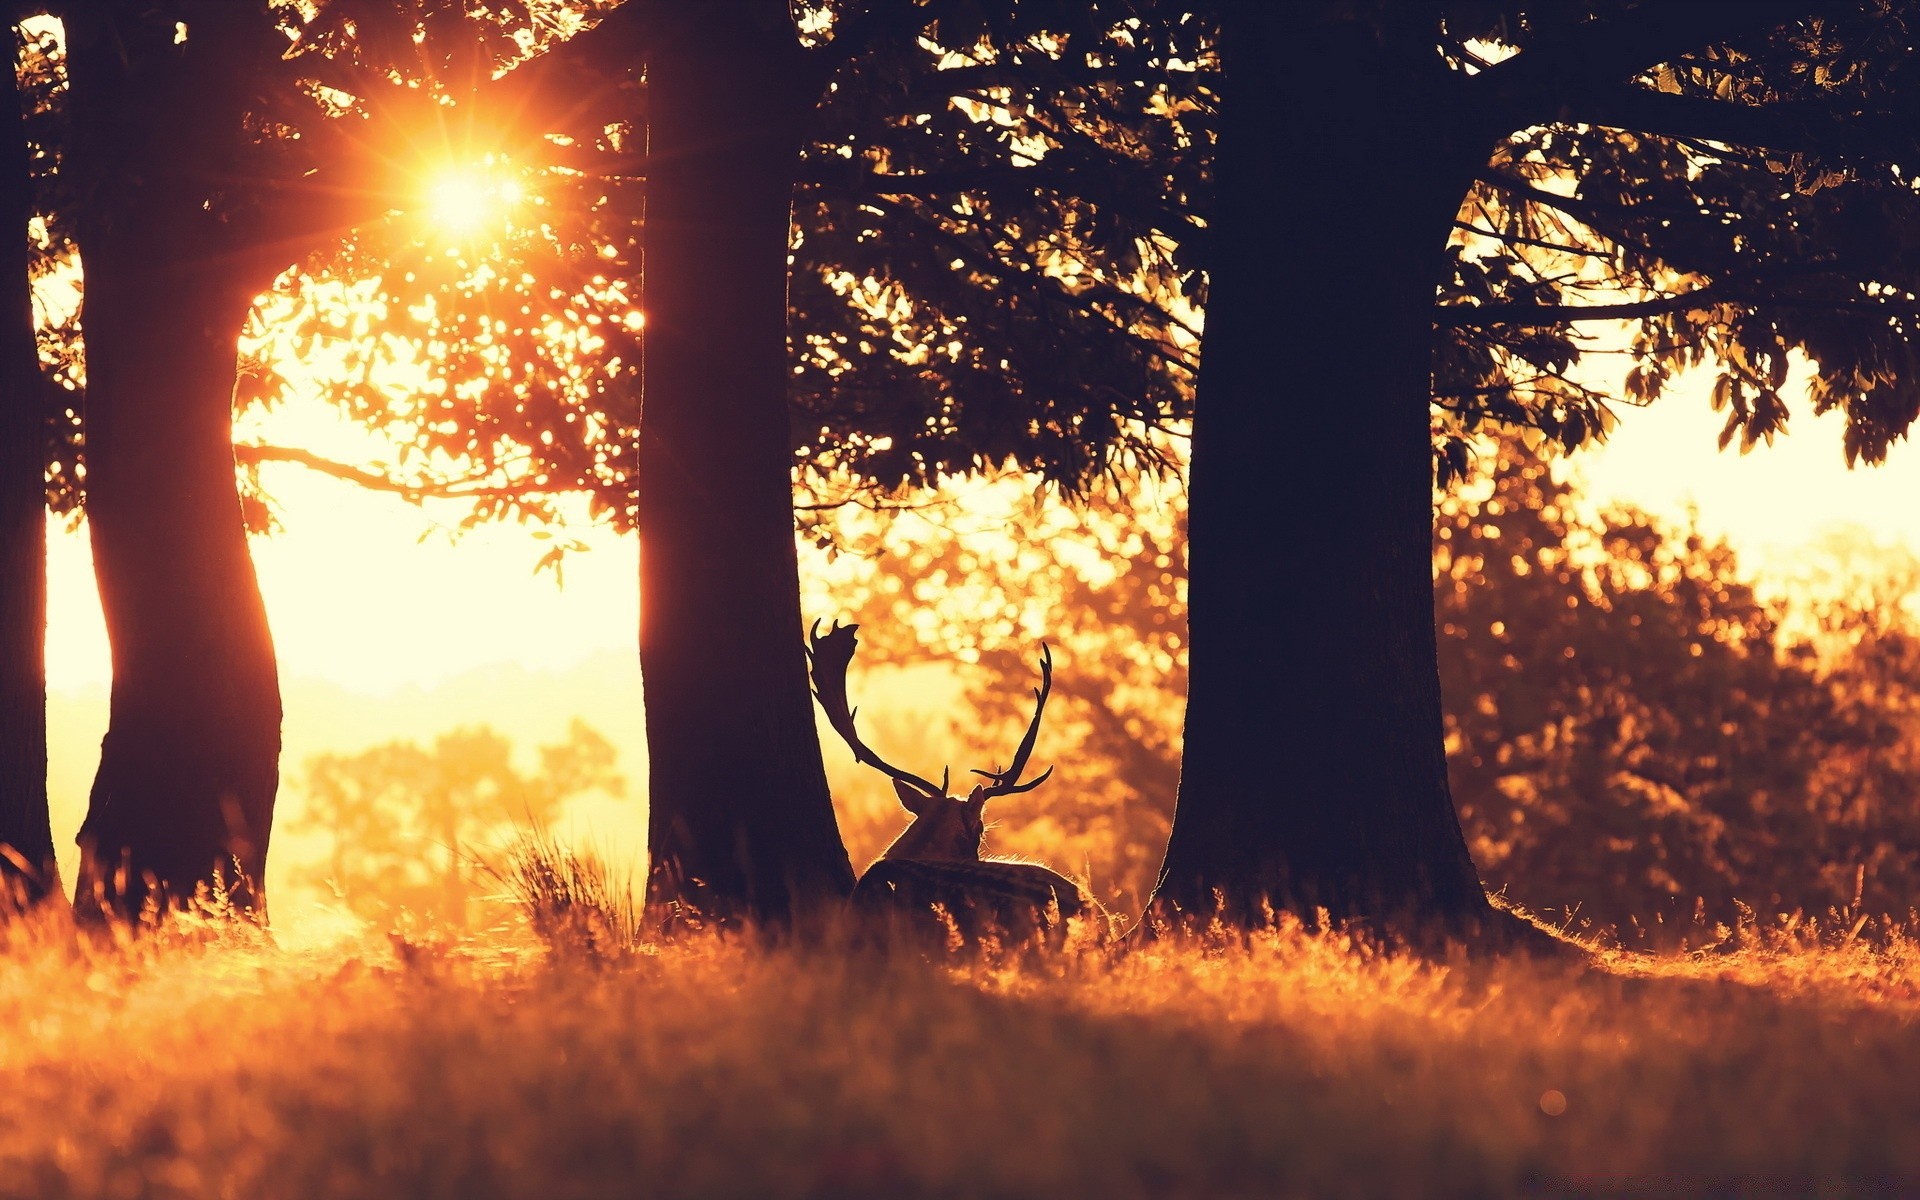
[1452, 219, 1612, 260]
[1472, 171, 1673, 269]
[1437, 286, 1913, 328]
[896, 59, 1220, 102]
[795, 161, 1205, 246]
[1569, 82, 1920, 160]
[1475, 1, 1839, 132]
[235, 443, 562, 502]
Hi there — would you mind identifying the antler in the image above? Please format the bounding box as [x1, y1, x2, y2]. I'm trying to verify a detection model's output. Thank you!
[807, 621, 949, 800]
[970, 643, 1054, 799]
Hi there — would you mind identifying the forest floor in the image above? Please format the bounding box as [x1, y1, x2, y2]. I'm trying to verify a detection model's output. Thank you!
[0, 906, 1916, 1199]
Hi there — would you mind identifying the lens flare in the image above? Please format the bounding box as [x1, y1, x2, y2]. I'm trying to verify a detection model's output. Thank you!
[424, 165, 523, 234]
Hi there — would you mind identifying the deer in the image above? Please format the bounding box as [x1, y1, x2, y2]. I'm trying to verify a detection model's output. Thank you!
[806, 620, 1102, 951]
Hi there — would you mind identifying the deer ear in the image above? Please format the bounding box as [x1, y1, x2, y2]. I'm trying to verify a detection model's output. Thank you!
[893, 778, 931, 814]
[965, 788, 987, 817]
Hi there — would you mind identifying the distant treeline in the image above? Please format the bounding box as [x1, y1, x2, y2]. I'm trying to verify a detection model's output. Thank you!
[817, 451, 1920, 939]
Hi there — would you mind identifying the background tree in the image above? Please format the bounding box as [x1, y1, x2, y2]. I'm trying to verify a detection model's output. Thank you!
[1438, 454, 1920, 938]
[821, 438, 1920, 941]
[292, 720, 622, 927]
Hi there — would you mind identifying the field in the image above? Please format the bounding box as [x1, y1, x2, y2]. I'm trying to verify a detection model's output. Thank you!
[1, 908, 1917, 1200]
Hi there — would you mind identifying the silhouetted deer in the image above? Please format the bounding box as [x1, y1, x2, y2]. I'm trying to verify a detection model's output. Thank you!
[807, 620, 1100, 950]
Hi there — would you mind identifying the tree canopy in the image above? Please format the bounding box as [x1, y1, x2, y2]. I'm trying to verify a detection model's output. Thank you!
[231, 0, 1210, 535]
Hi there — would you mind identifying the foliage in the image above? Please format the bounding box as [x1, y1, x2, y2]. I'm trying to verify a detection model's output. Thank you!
[1431, 5, 1920, 483]
[0, 0, 1212, 563]
[3, 914, 1920, 1196]
[289, 719, 623, 926]
[788, 0, 1211, 497]
[238, 0, 642, 542]
[1438, 453, 1920, 936]
[246, 0, 1213, 535]
[13, 1, 636, 533]
[57, 4, 1920, 523]
[3, 2, 1222, 552]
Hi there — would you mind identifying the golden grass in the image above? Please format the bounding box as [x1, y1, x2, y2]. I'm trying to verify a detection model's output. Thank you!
[1, 906, 1916, 1199]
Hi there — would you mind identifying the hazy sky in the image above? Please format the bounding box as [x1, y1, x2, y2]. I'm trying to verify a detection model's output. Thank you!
[1574, 378, 1920, 561]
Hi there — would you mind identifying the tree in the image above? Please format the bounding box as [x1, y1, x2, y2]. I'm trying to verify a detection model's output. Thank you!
[1150, 1, 1920, 934]
[248, 0, 860, 924]
[60, 6, 294, 916]
[292, 720, 622, 927]
[635, 2, 859, 924]
[1151, 2, 1501, 930]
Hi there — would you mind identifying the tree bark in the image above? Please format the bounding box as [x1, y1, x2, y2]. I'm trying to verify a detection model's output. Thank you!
[66, 8, 282, 918]
[639, 2, 856, 924]
[1152, 4, 1495, 931]
[0, 23, 55, 905]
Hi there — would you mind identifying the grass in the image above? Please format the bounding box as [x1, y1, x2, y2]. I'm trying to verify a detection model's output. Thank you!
[480, 827, 643, 963]
[1, 901, 1917, 1199]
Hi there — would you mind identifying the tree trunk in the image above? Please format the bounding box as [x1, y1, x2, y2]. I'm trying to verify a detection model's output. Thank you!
[0, 25, 55, 905]
[66, 9, 282, 918]
[639, 2, 856, 925]
[1152, 4, 1494, 931]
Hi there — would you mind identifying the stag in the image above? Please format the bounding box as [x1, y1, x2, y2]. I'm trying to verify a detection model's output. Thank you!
[807, 620, 1099, 950]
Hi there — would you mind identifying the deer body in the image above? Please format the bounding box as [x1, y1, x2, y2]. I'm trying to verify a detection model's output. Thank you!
[808, 622, 1102, 950]
[852, 859, 1090, 947]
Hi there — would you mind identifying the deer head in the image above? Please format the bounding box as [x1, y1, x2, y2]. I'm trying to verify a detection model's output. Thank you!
[807, 620, 1054, 862]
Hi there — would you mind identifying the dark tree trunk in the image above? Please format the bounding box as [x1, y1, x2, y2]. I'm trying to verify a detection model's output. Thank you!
[639, 2, 856, 924]
[66, 9, 282, 918]
[1153, 4, 1496, 932]
[0, 25, 55, 905]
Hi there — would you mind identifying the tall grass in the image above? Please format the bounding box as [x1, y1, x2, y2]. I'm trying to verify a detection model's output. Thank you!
[480, 828, 641, 962]
[2, 898, 1917, 1198]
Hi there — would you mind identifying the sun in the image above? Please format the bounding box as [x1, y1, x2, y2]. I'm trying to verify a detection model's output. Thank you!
[424, 163, 526, 234]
